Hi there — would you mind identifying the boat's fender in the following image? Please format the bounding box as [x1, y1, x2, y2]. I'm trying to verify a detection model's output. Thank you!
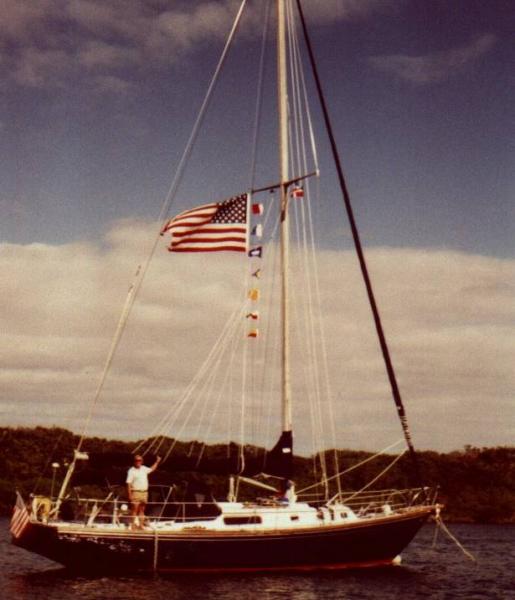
[31, 496, 52, 522]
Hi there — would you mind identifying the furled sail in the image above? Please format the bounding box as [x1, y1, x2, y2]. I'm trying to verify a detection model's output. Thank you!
[256, 430, 293, 480]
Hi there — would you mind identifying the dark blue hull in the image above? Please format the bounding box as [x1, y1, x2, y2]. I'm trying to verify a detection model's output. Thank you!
[13, 508, 434, 572]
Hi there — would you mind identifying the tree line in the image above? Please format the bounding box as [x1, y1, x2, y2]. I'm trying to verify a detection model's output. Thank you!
[0, 426, 513, 523]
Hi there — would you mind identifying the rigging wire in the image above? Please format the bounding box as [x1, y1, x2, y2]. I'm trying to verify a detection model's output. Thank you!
[294, 0, 422, 486]
[248, 0, 272, 191]
[187, 325, 238, 449]
[244, 0, 273, 458]
[64, 0, 429, 521]
[188, 283, 249, 465]
[258, 208, 282, 455]
[190, 309, 247, 457]
[339, 449, 408, 504]
[139, 0, 274, 467]
[243, 0, 271, 458]
[297, 438, 404, 494]
[155, 301, 247, 461]
[225, 308, 241, 450]
[289, 6, 342, 493]
[237, 233, 256, 473]
[76, 0, 249, 451]
[32, 429, 68, 495]
[133, 291, 247, 455]
[195, 354, 236, 465]
[287, 0, 333, 493]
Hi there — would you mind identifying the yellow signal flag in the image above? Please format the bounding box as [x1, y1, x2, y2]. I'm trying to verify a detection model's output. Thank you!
[248, 288, 260, 301]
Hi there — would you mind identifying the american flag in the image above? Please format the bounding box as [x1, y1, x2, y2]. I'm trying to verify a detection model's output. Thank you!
[10, 492, 30, 539]
[161, 194, 248, 253]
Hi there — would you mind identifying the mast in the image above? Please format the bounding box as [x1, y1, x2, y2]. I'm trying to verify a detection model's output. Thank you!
[277, 0, 292, 434]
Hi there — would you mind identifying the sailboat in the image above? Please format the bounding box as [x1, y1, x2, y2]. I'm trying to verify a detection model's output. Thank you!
[11, 0, 439, 573]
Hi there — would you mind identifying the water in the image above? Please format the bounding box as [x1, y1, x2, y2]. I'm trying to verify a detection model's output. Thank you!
[1, 520, 514, 599]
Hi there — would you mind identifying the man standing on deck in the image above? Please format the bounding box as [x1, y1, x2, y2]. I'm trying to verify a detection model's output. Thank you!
[126, 454, 161, 530]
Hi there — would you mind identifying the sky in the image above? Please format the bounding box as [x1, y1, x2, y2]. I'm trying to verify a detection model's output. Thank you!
[0, 0, 514, 455]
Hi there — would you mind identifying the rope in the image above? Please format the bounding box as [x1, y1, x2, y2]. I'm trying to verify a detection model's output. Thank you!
[285, 0, 322, 486]
[339, 450, 407, 505]
[432, 518, 440, 547]
[133, 291, 247, 455]
[33, 428, 68, 495]
[195, 361, 233, 464]
[259, 213, 281, 454]
[297, 438, 405, 494]
[435, 511, 477, 562]
[187, 328, 235, 448]
[190, 283, 250, 447]
[225, 307, 243, 447]
[76, 0, 249, 451]
[248, 0, 271, 190]
[142, 262, 251, 461]
[289, 10, 341, 493]
[238, 246, 254, 474]
[295, 0, 422, 485]
[157, 302, 248, 462]
[288, 0, 336, 494]
[77, 264, 141, 449]
[195, 313, 244, 464]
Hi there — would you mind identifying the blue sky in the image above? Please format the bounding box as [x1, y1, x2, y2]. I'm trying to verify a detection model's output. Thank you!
[0, 1, 513, 451]
[1, 0, 513, 255]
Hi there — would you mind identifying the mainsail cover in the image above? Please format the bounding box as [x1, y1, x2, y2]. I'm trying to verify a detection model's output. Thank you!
[260, 430, 293, 480]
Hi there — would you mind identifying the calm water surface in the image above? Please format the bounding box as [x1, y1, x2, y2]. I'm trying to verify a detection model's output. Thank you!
[2, 520, 514, 599]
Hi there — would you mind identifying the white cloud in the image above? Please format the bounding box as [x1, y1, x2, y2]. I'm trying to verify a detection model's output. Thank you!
[0, 0, 398, 92]
[303, 0, 398, 23]
[1, 222, 513, 453]
[0, 0, 64, 42]
[65, 0, 147, 40]
[369, 34, 497, 84]
[147, 2, 237, 56]
[93, 74, 134, 94]
[77, 41, 140, 70]
[12, 47, 72, 87]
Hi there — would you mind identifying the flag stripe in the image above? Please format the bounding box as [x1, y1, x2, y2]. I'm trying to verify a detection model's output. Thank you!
[161, 204, 219, 233]
[172, 227, 247, 238]
[176, 202, 218, 216]
[172, 241, 246, 247]
[167, 214, 216, 225]
[170, 203, 218, 220]
[171, 246, 247, 253]
[165, 218, 213, 231]
[172, 235, 247, 243]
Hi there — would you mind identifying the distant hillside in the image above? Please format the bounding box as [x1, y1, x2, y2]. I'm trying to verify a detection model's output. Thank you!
[0, 426, 513, 523]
